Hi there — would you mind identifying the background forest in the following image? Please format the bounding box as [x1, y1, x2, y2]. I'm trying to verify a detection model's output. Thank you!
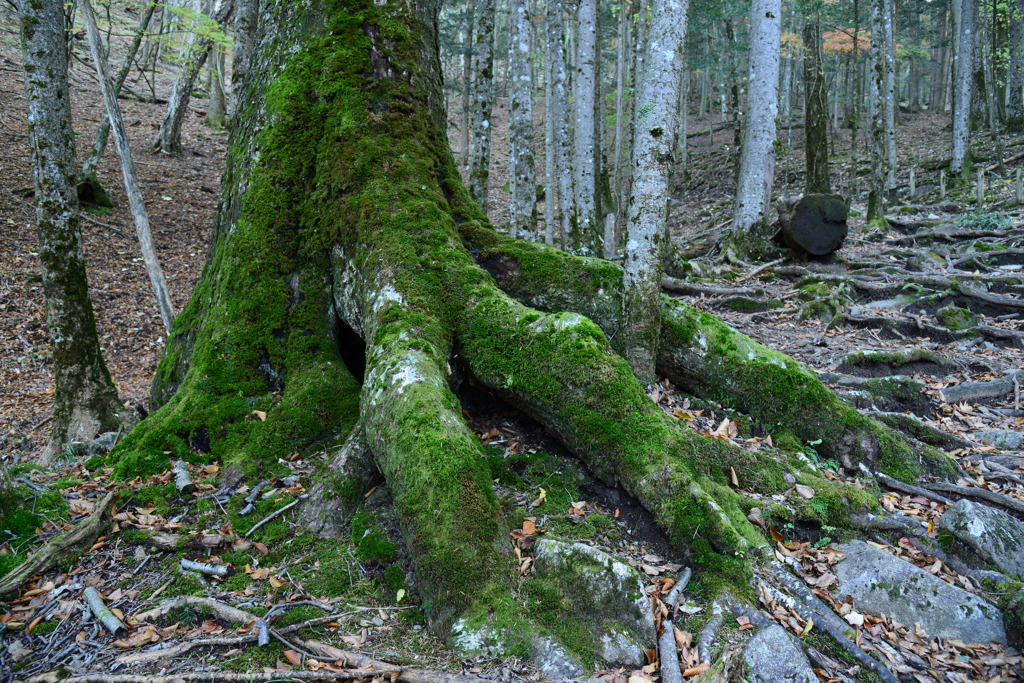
[0, 0, 1023, 682]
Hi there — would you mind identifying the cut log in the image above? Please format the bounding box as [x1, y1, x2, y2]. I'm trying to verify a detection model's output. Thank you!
[773, 194, 849, 256]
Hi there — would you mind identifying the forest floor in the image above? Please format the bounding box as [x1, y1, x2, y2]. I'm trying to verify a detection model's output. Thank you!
[1, 7, 1024, 683]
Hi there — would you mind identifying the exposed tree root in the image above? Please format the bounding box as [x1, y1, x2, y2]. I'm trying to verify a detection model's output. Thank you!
[135, 596, 259, 626]
[925, 482, 1024, 515]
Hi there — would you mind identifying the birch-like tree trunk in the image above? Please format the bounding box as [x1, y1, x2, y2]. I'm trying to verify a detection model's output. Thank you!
[1007, 0, 1024, 130]
[231, 0, 258, 115]
[18, 0, 133, 461]
[508, 0, 536, 240]
[205, 48, 227, 128]
[153, 0, 234, 154]
[731, 0, 780, 234]
[469, 0, 495, 214]
[882, 0, 897, 200]
[867, 0, 888, 222]
[621, 0, 689, 382]
[613, 1, 629, 220]
[951, 0, 975, 175]
[803, 20, 830, 194]
[461, 8, 473, 169]
[569, 0, 601, 256]
[546, 0, 573, 244]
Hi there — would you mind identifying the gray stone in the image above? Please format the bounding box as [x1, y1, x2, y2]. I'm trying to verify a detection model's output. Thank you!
[834, 541, 1006, 644]
[744, 625, 815, 683]
[533, 539, 655, 667]
[85, 431, 121, 456]
[977, 430, 1024, 451]
[940, 500, 1024, 580]
[529, 635, 584, 681]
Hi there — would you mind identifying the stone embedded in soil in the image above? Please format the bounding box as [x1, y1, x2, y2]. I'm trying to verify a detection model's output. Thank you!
[833, 540, 1006, 645]
[533, 538, 656, 667]
[977, 429, 1024, 452]
[940, 499, 1024, 581]
[529, 635, 584, 681]
[743, 625, 816, 683]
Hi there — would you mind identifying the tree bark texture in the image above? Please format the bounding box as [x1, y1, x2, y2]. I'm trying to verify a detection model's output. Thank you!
[507, 0, 536, 240]
[1008, 0, 1024, 130]
[18, 0, 132, 461]
[153, 0, 234, 154]
[867, 0, 888, 222]
[231, 0, 258, 114]
[882, 0, 897, 199]
[569, 0, 602, 257]
[803, 21, 830, 195]
[205, 47, 228, 128]
[468, 0, 495, 214]
[621, 0, 690, 382]
[951, 0, 975, 175]
[546, 0, 573, 245]
[731, 0, 780, 234]
[110, 0, 956, 659]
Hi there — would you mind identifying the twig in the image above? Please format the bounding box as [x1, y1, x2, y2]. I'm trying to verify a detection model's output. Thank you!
[737, 257, 787, 281]
[0, 492, 115, 595]
[78, 212, 127, 238]
[256, 617, 269, 646]
[245, 497, 303, 538]
[84, 587, 126, 634]
[658, 622, 682, 683]
[664, 567, 691, 611]
[51, 671, 397, 683]
[239, 479, 270, 516]
[146, 577, 173, 602]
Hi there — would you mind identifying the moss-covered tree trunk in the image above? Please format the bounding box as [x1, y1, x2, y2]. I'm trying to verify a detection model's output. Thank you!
[19, 0, 134, 462]
[111, 0, 957, 660]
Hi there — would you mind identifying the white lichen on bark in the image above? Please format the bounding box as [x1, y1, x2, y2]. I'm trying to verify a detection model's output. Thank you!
[469, 0, 495, 213]
[951, 0, 975, 175]
[569, 0, 601, 256]
[546, 0, 574, 245]
[507, 0, 536, 240]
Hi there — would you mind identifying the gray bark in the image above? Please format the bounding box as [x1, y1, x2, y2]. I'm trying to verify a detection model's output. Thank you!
[569, 0, 601, 256]
[205, 47, 227, 128]
[882, 0, 897, 198]
[82, 0, 177, 332]
[732, 0, 780, 233]
[951, 0, 975, 175]
[469, 0, 495, 214]
[18, 0, 131, 461]
[153, 0, 234, 154]
[231, 0, 258, 115]
[867, 0, 888, 222]
[507, 0, 536, 240]
[1007, 0, 1024, 128]
[547, 0, 573, 245]
[621, 0, 689, 382]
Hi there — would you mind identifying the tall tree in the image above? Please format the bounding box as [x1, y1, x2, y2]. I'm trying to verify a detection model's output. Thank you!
[569, 0, 602, 256]
[508, 0, 537, 239]
[867, 0, 889, 222]
[468, 0, 496, 213]
[951, 0, 976, 175]
[18, 0, 134, 461]
[803, 18, 831, 194]
[881, 0, 896, 200]
[1006, 0, 1024, 130]
[621, 0, 690, 381]
[546, 0, 574, 244]
[732, 0, 781, 235]
[153, 0, 234, 154]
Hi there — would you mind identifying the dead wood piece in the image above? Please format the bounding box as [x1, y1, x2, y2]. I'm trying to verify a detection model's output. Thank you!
[0, 491, 115, 596]
[696, 601, 723, 664]
[135, 596, 258, 626]
[873, 470, 954, 505]
[737, 257, 788, 281]
[245, 497, 303, 538]
[150, 532, 231, 551]
[664, 566, 692, 610]
[941, 371, 1023, 404]
[173, 460, 195, 494]
[84, 586, 126, 634]
[256, 617, 270, 646]
[659, 622, 683, 683]
[239, 479, 270, 516]
[924, 483, 1024, 515]
[180, 558, 230, 577]
[660, 276, 758, 298]
[78, 212, 127, 238]
[117, 634, 254, 664]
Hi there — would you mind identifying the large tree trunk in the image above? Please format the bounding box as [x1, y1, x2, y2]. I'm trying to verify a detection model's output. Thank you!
[546, 0, 573, 245]
[153, 0, 234, 154]
[18, 0, 134, 462]
[569, 0, 602, 256]
[1008, 0, 1024, 130]
[468, 0, 495, 214]
[951, 0, 975, 175]
[507, 0, 536, 240]
[867, 0, 888, 223]
[803, 20, 831, 195]
[731, 0, 780, 235]
[109, 0, 956, 663]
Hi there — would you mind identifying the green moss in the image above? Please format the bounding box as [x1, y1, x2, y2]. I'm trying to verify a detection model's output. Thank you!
[384, 564, 405, 591]
[31, 620, 58, 635]
[276, 604, 322, 627]
[936, 305, 977, 332]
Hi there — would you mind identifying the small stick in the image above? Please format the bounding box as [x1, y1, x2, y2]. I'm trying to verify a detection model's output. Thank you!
[132, 553, 151, 576]
[737, 257, 787, 282]
[245, 497, 303, 538]
[43, 671, 399, 683]
[664, 567, 691, 611]
[1015, 376, 1020, 412]
[977, 169, 985, 205]
[83, 587, 126, 635]
[940, 169, 946, 198]
[239, 479, 270, 516]
[256, 618, 269, 646]
[179, 558, 229, 577]
[136, 596, 257, 625]
[146, 577, 174, 602]
[173, 460, 196, 495]
[873, 470, 953, 505]
[78, 212, 127, 238]
[909, 168, 915, 198]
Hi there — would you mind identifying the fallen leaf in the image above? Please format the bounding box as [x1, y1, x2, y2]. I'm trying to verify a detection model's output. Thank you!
[251, 410, 267, 421]
[254, 542, 269, 555]
[682, 663, 709, 677]
[283, 650, 302, 666]
[522, 519, 536, 535]
[844, 612, 865, 627]
[396, 589, 406, 603]
[113, 625, 161, 648]
[795, 484, 815, 500]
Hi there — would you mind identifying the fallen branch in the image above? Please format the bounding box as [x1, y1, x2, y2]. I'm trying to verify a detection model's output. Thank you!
[35, 671, 397, 683]
[873, 470, 954, 505]
[696, 601, 723, 664]
[245, 497, 303, 538]
[239, 479, 270, 516]
[0, 491, 115, 596]
[179, 558, 230, 578]
[658, 622, 682, 683]
[661, 276, 759, 298]
[292, 639, 487, 683]
[736, 257, 787, 281]
[78, 212, 127, 238]
[924, 482, 1024, 515]
[84, 586, 126, 634]
[135, 596, 258, 625]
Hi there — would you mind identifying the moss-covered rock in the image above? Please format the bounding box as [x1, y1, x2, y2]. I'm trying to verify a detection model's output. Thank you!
[936, 305, 978, 332]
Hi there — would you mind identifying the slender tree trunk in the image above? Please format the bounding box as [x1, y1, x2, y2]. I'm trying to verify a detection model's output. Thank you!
[1007, 0, 1024, 129]
[469, 0, 495, 214]
[951, 0, 975, 175]
[508, 0, 536, 240]
[621, 0, 689, 382]
[569, 0, 601, 256]
[79, 0, 159, 187]
[882, 0, 897, 200]
[613, 0, 629, 232]
[153, 0, 234, 154]
[461, 6, 473, 169]
[231, 0, 258, 115]
[546, 0, 573, 244]
[205, 47, 227, 128]
[18, 0, 133, 461]
[803, 20, 831, 194]
[731, 0, 780, 235]
[868, 0, 888, 221]
[81, 0, 177, 332]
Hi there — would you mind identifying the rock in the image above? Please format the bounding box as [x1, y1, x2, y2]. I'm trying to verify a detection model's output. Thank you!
[85, 431, 121, 456]
[533, 539, 655, 667]
[977, 430, 1024, 451]
[936, 305, 977, 332]
[744, 625, 816, 683]
[529, 636, 584, 681]
[939, 500, 1024, 580]
[834, 540, 1006, 644]
[1006, 587, 1024, 649]
[773, 194, 849, 256]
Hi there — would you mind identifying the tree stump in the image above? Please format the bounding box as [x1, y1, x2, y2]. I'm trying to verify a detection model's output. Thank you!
[773, 193, 848, 256]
